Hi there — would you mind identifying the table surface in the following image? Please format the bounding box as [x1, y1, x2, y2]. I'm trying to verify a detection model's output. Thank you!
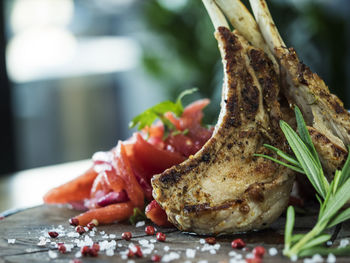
[1, 162, 350, 262]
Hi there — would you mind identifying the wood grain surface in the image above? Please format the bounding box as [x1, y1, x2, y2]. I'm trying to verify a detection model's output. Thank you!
[0, 205, 349, 262]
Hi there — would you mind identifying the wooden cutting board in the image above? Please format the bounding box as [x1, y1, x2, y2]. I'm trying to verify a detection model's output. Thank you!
[0, 205, 349, 262]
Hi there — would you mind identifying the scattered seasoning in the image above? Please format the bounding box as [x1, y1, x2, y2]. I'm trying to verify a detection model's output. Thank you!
[156, 232, 166, 242]
[48, 231, 59, 238]
[0, 216, 5, 220]
[231, 239, 246, 249]
[8, 239, 16, 244]
[69, 218, 79, 226]
[87, 219, 99, 230]
[268, 247, 278, 256]
[151, 254, 161, 262]
[69, 260, 82, 263]
[252, 246, 265, 258]
[205, 237, 216, 245]
[135, 245, 143, 257]
[122, 232, 132, 241]
[92, 243, 100, 252]
[246, 258, 262, 263]
[136, 221, 146, 227]
[145, 226, 155, 235]
[58, 244, 66, 254]
[81, 246, 91, 256]
[75, 226, 86, 235]
[128, 249, 135, 258]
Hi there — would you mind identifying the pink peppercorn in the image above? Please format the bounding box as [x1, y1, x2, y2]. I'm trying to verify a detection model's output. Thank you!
[48, 231, 59, 238]
[231, 238, 246, 249]
[151, 254, 161, 262]
[156, 232, 166, 242]
[253, 246, 265, 258]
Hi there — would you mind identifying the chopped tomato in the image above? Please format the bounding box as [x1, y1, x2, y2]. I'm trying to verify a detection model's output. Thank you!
[145, 200, 172, 227]
[113, 142, 144, 209]
[132, 133, 184, 181]
[43, 167, 98, 204]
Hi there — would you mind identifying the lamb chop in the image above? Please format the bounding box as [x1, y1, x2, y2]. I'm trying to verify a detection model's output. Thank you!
[151, 1, 294, 234]
[214, 0, 349, 177]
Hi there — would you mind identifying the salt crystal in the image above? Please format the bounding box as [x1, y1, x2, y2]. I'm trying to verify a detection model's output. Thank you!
[291, 255, 298, 262]
[100, 231, 105, 235]
[48, 250, 57, 259]
[67, 232, 80, 238]
[84, 227, 89, 232]
[139, 239, 149, 246]
[213, 244, 220, 250]
[199, 238, 205, 244]
[164, 246, 170, 251]
[65, 244, 74, 252]
[89, 231, 95, 237]
[197, 261, 208, 263]
[102, 234, 109, 239]
[127, 260, 135, 263]
[186, 249, 196, 258]
[109, 234, 116, 238]
[118, 243, 123, 247]
[162, 252, 180, 262]
[312, 254, 324, 262]
[106, 249, 114, 256]
[8, 239, 16, 244]
[228, 251, 237, 256]
[136, 221, 145, 227]
[327, 253, 336, 263]
[339, 239, 349, 248]
[143, 248, 153, 254]
[209, 249, 216, 254]
[326, 241, 333, 246]
[269, 247, 278, 256]
[129, 243, 137, 253]
[121, 255, 128, 260]
[246, 253, 254, 259]
[150, 239, 157, 243]
[75, 251, 82, 258]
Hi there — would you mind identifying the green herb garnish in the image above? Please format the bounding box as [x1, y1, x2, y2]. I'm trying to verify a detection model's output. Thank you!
[129, 207, 147, 225]
[256, 106, 350, 259]
[129, 88, 198, 137]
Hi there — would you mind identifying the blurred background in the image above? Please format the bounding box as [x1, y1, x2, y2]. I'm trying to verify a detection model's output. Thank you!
[1, 0, 350, 177]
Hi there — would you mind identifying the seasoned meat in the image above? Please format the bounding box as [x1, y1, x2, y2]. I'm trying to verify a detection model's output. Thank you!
[151, 27, 294, 235]
[248, 0, 349, 176]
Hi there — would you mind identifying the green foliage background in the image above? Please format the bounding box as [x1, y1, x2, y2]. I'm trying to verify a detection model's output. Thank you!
[138, 0, 349, 124]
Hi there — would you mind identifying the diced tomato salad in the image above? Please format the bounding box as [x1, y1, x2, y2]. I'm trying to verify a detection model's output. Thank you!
[43, 99, 213, 226]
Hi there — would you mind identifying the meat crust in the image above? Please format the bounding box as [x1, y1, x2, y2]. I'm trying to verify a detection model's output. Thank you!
[151, 27, 294, 235]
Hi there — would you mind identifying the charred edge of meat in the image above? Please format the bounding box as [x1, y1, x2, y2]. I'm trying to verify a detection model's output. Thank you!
[157, 148, 213, 186]
[183, 200, 239, 214]
[288, 48, 347, 117]
[218, 26, 242, 128]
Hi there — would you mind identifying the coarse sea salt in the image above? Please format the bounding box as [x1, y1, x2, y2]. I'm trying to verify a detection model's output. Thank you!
[269, 247, 278, 256]
[136, 221, 145, 227]
[106, 249, 114, 256]
[164, 246, 170, 251]
[186, 249, 196, 258]
[48, 250, 58, 259]
[327, 253, 336, 263]
[199, 239, 205, 244]
[8, 239, 16, 244]
[162, 252, 180, 262]
[67, 232, 80, 238]
[197, 260, 208, 263]
[75, 251, 82, 258]
[109, 234, 116, 239]
[139, 239, 149, 246]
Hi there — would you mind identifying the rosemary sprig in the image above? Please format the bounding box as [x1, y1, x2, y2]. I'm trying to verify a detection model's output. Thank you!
[256, 106, 350, 258]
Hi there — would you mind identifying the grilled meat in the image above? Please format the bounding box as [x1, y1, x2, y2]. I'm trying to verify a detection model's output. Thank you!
[151, 26, 294, 234]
